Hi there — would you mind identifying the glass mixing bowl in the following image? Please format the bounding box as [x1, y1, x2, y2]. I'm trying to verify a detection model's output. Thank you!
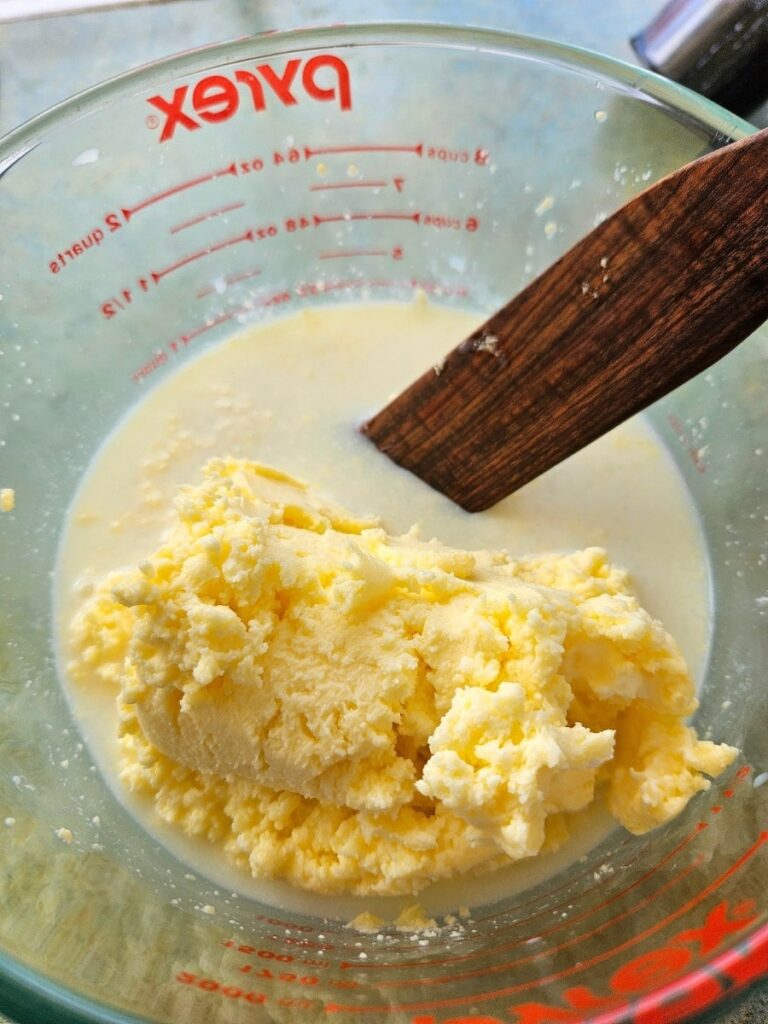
[0, 23, 766, 1024]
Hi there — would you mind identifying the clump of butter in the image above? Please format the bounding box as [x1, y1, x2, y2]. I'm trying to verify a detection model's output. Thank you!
[69, 460, 736, 895]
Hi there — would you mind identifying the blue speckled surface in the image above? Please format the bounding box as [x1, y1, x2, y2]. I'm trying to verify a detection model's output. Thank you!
[0, 2, 765, 1022]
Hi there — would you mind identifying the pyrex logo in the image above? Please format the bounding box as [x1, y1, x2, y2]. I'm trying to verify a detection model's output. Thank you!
[147, 55, 352, 142]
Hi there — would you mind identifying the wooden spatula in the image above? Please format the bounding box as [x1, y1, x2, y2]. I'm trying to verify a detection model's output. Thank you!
[363, 128, 768, 512]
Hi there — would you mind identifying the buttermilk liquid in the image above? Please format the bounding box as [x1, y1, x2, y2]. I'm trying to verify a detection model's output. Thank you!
[55, 301, 711, 919]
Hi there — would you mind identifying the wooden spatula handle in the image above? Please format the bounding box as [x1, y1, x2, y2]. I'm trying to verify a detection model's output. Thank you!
[363, 129, 768, 512]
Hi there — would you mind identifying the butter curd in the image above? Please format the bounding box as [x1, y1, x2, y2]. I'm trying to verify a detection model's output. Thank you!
[57, 300, 735, 906]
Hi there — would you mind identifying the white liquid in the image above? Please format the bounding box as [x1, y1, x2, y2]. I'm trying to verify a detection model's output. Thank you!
[55, 301, 711, 920]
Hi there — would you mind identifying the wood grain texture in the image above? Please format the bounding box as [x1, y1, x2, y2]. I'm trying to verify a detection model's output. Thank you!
[363, 128, 768, 511]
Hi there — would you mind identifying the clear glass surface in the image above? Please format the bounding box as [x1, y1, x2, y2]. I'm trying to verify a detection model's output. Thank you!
[0, 24, 765, 1024]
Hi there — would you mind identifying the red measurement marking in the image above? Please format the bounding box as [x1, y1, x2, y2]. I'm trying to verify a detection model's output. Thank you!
[320, 280, 357, 291]
[304, 143, 423, 159]
[312, 212, 420, 225]
[337, 856, 702, 978]
[326, 832, 768, 1014]
[735, 765, 751, 781]
[295, 279, 357, 295]
[724, 789, 735, 798]
[293, 278, 359, 297]
[409, 278, 470, 298]
[227, 267, 262, 286]
[121, 162, 237, 221]
[180, 311, 233, 343]
[364, 855, 708, 990]
[711, 806, 723, 814]
[319, 249, 389, 260]
[151, 229, 254, 282]
[355, 825, 707, 971]
[472, 834, 640, 927]
[358, 277, 393, 289]
[196, 266, 262, 298]
[309, 180, 389, 192]
[132, 350, 168, 383]
[291, 277, 470, 305]
[175, 970, 266, 1005]
[49, 227, 105, 274]
[169, 200, 245, 234]
[550, 827, 708, 925]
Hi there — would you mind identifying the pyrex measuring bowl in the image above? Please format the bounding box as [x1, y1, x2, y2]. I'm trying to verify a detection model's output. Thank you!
[0, 23, 766, 1024]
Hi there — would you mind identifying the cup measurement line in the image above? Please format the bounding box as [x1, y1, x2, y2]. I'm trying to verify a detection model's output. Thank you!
[377, 830, 719, 982]
[173, 290, 297, 349]
[328, 783, 737, 963]
[309, 181, 390, 192]
[336, 830, 640, 959]
[468, 813, 726, 933]
[325, 831, 768, 1013]
[287, 277, 400, 300]
[304, 143, 423, 159]
[177, 311, 234, 345]
[313, 212, 420, 225]
[151, 228, 255, 283]
[132, 277, 461, 383]
[57, 136, 490, 276]
[123, 276, 470, 337]
[471, 837, 641, 928]
[355, 277, 394, 289]
[338, 823, 707, 971]
[321, 279, 367, 291]
[329, 861, 705, 1009]
[307, 277, 395, 292]
[318, 249, 390, 259]
[295, 278, 392, 296]
[196, 266, 262, 298]
[336, 769, 745, 962]
[320, 845, 644, 962]
[169, 201, 246, 235]
[170, 308, 251, 352]
[121, 161, 238, 220]
[371, 853, 708, 993]
[348, 814, 763, 992]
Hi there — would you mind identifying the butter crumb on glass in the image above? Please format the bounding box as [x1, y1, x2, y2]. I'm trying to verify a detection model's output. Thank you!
[347, 912, 385, 934]
[394, 904, 438, 933]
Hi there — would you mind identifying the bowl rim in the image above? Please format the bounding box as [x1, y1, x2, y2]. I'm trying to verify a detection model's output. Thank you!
[0, 20, 756, 165]
[0, 20, 763, 1024]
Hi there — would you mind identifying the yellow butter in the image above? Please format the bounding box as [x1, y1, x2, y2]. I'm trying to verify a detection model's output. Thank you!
[69, 459, 736, 896]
